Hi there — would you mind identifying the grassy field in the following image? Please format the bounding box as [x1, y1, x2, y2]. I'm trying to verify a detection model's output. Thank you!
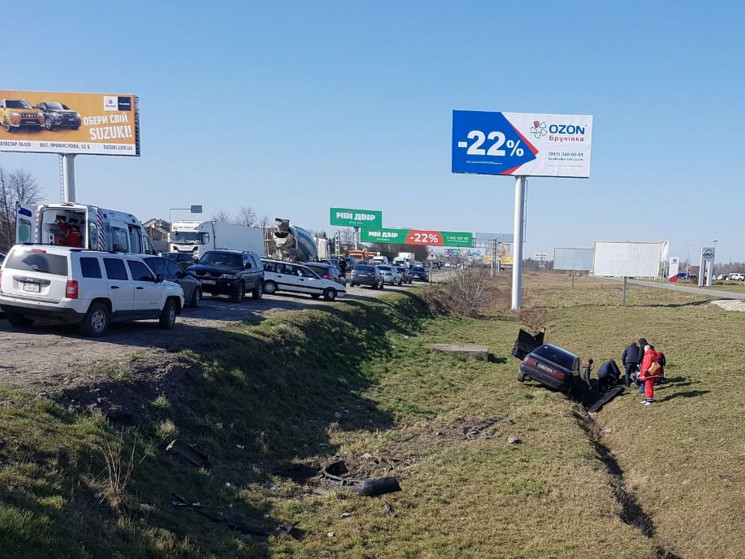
[0, 273, 742, 558]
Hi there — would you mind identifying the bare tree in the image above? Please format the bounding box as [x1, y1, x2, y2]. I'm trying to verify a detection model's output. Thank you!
[0, 168, 42, 252]
[234, 205, 259, 227]
[210, 210, 233, 223]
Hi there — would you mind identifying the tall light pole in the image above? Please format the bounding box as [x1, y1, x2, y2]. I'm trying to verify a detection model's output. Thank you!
[712, 239, 718, 277]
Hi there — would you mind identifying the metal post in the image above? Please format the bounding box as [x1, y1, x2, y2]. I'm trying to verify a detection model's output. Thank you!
[511, 176, 526, 310]
[622, 277, 627, 306]
[61, 154, 76, 202]
[571, 269, 575, 288]
[698, 249, 705, 287]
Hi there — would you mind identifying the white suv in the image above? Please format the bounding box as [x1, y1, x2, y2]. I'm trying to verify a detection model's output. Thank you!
[0, 245, 184, 337]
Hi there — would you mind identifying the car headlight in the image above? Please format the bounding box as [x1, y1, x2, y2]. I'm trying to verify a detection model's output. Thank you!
[220, 273, 237, 279]
[75, 112, 81, 119]
[10, 111, 20, 117]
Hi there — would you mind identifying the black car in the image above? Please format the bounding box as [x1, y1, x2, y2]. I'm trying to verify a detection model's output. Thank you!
[34, 102, 81, 130]
[410, 266, 429, 281]
[186, 250, 263, 302]
[350, 264, 384, 289]
[163, 251, 197, 271]
[517, 343, 580, 394]
[143, 256, 202, 308]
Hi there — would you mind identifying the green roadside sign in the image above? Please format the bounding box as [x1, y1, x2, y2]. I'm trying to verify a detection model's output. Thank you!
[361, 227, 473, 247]
[330, 207, 382, 228]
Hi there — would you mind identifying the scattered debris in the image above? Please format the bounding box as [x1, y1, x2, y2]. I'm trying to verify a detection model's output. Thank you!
[236, 444, 245, 450]
[327, 531, 335, 538]
[600, 427, 612, 437]
[587, 387, 624, 413]
[507, 435, 522, 445]
[339, 512, 354, 519]
[383, 501, 397, 517]
[166, 439, 210, 469]
[334, 411, 342, 420]
[321, 461, 401, 497]
[360, 453, 374, 460]
[139, 503, 153, 513]
[171, 493, 297, 537]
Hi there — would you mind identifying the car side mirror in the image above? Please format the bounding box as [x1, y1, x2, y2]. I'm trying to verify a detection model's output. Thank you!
[244, 263, 252, 269]
[155, 274, 164, 283]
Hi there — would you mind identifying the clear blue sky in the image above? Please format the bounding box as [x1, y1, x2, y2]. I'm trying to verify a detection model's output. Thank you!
[3, 1, 744, 263]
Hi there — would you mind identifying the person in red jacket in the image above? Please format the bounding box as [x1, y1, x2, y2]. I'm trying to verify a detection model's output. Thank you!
[639, 344, 663, 405]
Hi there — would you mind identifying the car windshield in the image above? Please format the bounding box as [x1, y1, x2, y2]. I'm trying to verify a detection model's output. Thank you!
[533, 345, 578, 371]
[171, 231, 201, 244]
[200, 252, 241, 268]
[413, 267, 425, 272]
[6, 100, 32, 109]
[355, 265, 372, 272]
[46, 102, 65, 110]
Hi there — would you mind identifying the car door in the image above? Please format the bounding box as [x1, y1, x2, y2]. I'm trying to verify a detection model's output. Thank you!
[126, 259, 163, 317]
[165, 259, 194, 301]
[295, 265, 324, 296]
[103, 257, 135, 319]
[274, 262, 300, 292]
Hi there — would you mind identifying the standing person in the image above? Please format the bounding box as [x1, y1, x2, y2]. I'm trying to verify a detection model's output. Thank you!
[639, 344, 663, 405]
[636, 338, 649, 393]
[337, 258, 347, 284]
[621, 340, 642, 387]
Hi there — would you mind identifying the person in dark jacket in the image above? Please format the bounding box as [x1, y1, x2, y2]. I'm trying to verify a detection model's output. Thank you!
[621, 341, 642, 387]
[597, 359, 622, 391]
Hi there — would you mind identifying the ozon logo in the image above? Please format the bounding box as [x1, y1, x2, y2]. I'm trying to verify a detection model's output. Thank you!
[548, 123, 587, 143]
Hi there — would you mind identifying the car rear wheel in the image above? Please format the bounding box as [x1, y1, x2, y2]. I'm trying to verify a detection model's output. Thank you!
[263, 280, 277, 295]
[80, 302, 110, 337]
[159, 298, 178, 329]
[190, 287, 202, 308]
[323, 288, 337, 301]
[231, 281, 244, 303]
[517, 369, 527, 382]
[6, 313, 34, 328]
[251, 283, 263, 300]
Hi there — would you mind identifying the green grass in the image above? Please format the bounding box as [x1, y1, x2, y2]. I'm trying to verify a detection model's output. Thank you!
[0, 276, 742, 558]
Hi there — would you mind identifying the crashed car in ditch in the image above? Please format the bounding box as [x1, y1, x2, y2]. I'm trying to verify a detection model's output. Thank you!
[512, 329, 580, 395]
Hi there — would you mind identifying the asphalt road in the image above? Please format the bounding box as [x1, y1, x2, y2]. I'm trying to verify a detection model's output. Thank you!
[627, 279, 745, 299]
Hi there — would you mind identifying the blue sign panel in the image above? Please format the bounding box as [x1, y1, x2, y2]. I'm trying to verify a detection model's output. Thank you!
[452, 111, 537, 176]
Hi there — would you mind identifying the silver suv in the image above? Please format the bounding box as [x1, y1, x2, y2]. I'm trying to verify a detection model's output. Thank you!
[0, 245, 184, 336]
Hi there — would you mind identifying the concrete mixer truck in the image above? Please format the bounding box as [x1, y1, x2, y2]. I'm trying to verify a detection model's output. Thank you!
[266, 218, 318, 263]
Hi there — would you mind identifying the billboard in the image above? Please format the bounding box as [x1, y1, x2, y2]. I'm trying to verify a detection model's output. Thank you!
[361, 228, 473, 247]
[0, 90, 140, 156]
[593, 242, 663, 278]
[554, 248, 593, 271]
[452, 111, 593, 178]
[330, 207, 382, 228]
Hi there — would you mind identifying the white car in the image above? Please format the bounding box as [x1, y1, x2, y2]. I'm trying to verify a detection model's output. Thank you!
[376, 265, 402, 286]
[0, 245, 184, 336]
[728, 273, 745, 281]
[261, 259, 346, 301]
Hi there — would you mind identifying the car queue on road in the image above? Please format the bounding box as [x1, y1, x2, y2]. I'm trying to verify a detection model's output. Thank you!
[0, 246, 432, 337]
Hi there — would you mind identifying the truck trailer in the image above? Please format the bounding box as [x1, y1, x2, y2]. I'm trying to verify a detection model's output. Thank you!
[169, 221, 265, 259]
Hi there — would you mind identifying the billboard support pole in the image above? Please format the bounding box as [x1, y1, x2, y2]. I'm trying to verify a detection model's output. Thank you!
[622, 277, 628, 306]
[511, 176, 526, 310]
[571, 269, 575, 288]
[61, 154, 76, 203]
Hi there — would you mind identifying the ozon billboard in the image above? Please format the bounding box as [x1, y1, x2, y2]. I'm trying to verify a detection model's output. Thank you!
[452, 111, 593, 178]
[0, 90, 140, 156]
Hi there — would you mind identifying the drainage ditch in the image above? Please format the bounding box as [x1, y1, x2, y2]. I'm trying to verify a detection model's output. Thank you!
[572, 408, 683, 559]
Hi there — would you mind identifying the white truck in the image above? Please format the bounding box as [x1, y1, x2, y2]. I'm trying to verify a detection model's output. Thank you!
[393, 252, 415, 268]
[16, 202, 155, 254]
[169, 220, 264, 259]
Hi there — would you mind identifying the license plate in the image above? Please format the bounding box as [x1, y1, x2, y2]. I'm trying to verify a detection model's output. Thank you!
[23, 282, 40, 293]
[200, 279, 216, 285]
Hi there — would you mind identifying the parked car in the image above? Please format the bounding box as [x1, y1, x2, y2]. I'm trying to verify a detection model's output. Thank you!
[143, 256, 202, 308]
[304, 261, 346, 287]
[350, 264, 384, 289]
[0, 98, 44, 131]
[0, 252, 5, 265]
[517, 343, 580, 395]
[729, 273, 745, 281]
[376, 265, 401, 286]
[163, 251, 197, 271]
[410, 266, 429, 281]
[261, 259, 346, 301]
[187, 250, 263, 302]
[0, 245, 184, 336]
[34, 101, 81, 130]
[395, 265, 413, 284]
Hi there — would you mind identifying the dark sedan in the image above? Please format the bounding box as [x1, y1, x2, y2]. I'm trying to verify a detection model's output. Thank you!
[517, 343, 580, 395]
[350, 264, 384, 289]
[163, 251, 197, 271]
[410, 266, 429, 281]
[143, 256, 202, 308]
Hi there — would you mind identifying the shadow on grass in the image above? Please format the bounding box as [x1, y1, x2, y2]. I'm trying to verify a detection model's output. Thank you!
[488, 355, 508, 364]
[645, 299, 714, 308]
[659, 390, 710, 402]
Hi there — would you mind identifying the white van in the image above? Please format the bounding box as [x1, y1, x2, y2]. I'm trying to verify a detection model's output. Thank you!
[16, 202, 156, 255]
[0, 245, 183, 336]
[371, 256, 389, 265]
